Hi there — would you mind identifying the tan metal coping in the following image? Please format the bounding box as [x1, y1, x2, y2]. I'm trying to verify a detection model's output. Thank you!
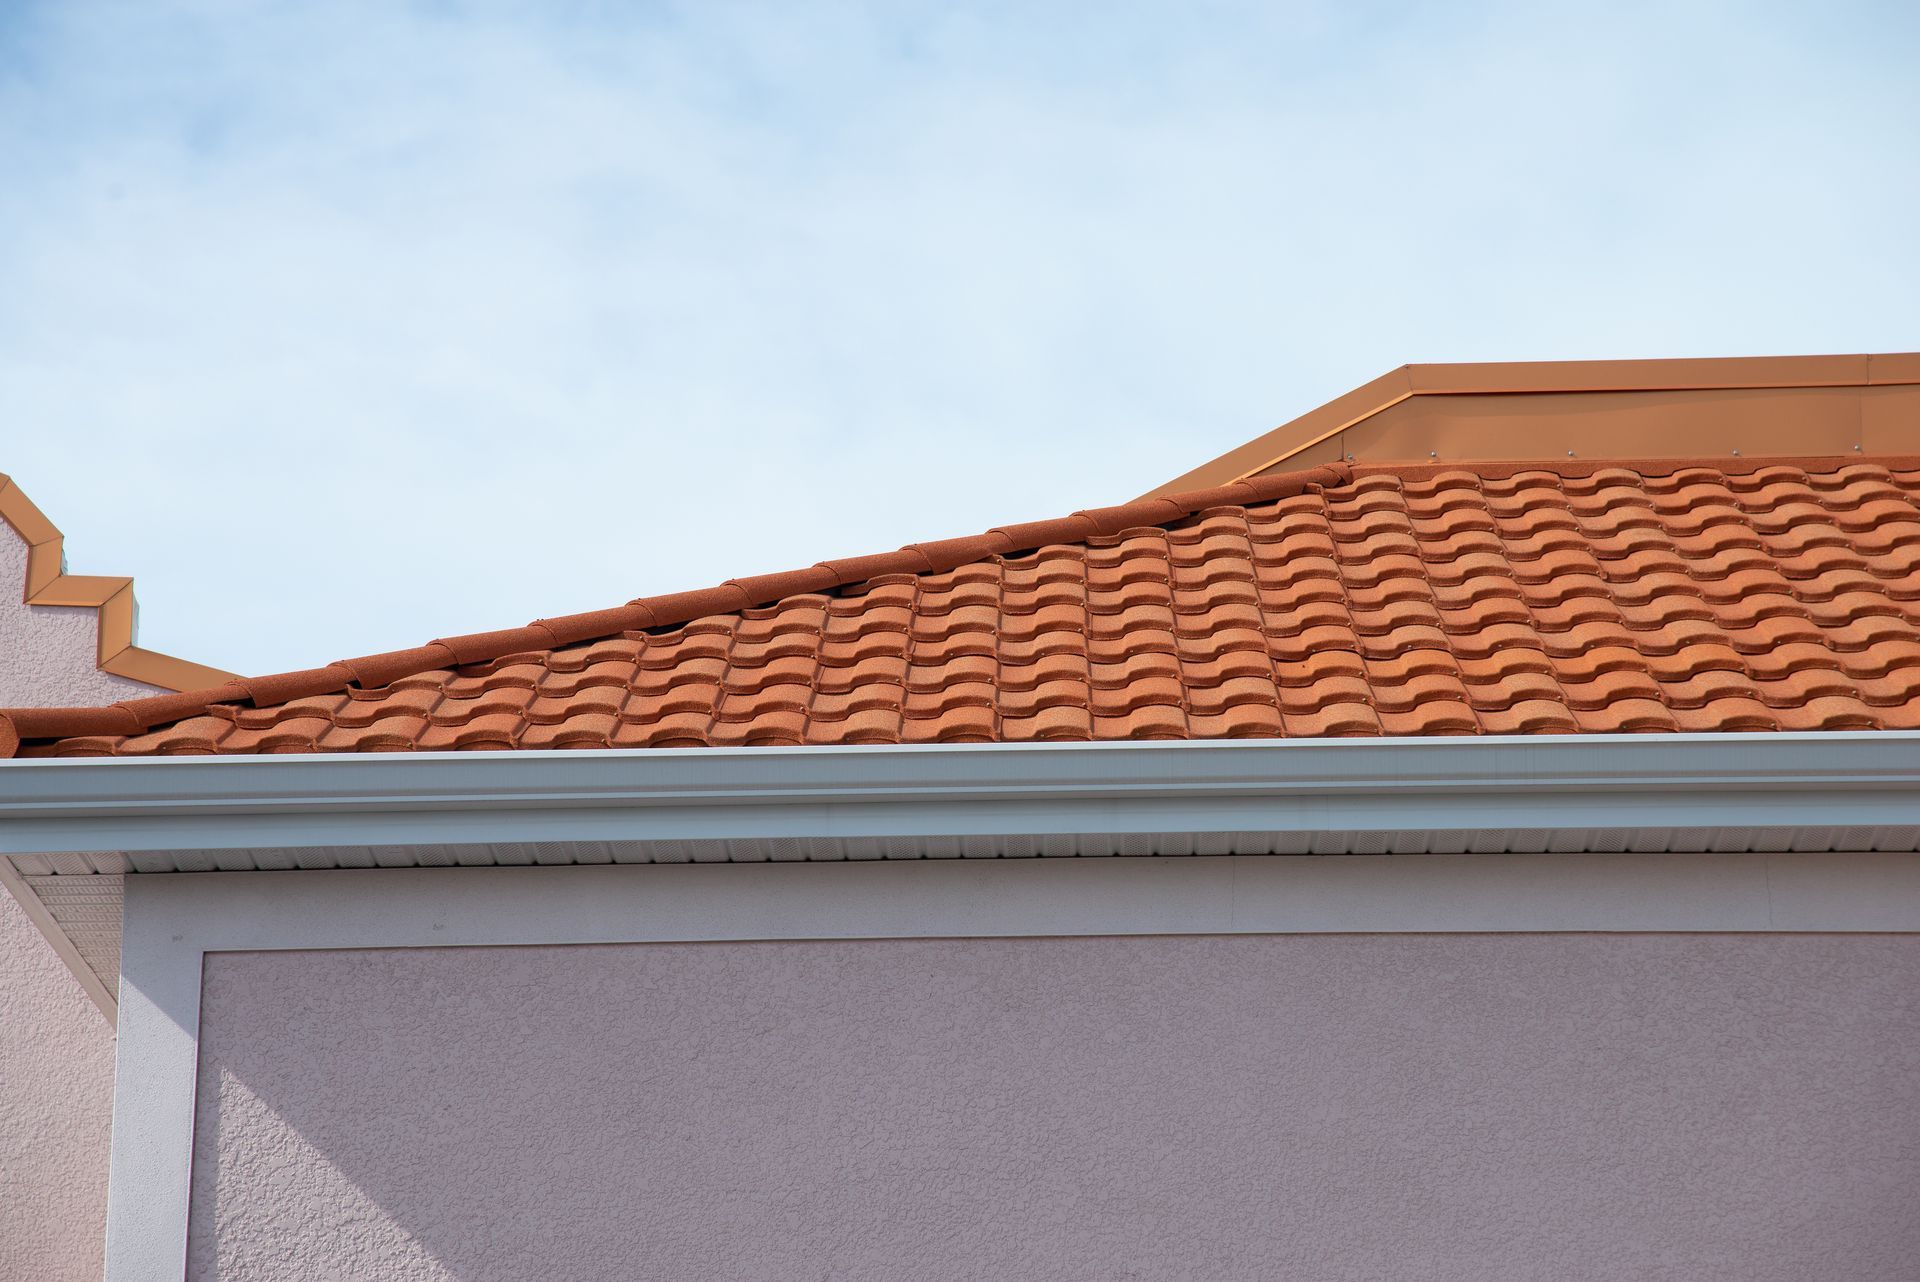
[0, 474, 236, 693]
[1147, 352, 1920, 498]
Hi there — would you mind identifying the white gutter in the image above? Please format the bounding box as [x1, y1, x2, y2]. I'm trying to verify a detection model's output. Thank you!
[6, 731, 1920, 1027]
[4, 732, 1920, 856]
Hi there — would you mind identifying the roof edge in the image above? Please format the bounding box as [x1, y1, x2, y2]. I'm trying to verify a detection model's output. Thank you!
[0, 475, 239, 693]
[8, 731, 1920, 851]
[14, 730, 1920, 1027]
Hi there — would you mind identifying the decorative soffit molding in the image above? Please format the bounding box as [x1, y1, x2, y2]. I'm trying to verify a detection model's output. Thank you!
[0, 474, 237, 693]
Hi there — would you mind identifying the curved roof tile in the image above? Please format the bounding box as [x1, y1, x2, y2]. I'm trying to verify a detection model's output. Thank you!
[6, 456, 1920, 757]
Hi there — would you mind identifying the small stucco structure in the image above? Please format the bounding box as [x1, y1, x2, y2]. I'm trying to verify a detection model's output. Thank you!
[0, 514, 158, 1282]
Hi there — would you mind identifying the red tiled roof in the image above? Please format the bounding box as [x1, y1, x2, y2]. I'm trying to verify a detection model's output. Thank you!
[5, 455, 1920, 758]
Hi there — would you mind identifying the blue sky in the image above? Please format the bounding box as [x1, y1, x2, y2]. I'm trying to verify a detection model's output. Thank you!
[2, 1, 1915, 676]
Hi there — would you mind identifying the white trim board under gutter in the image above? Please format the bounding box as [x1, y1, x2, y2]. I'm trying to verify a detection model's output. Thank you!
[6, 732, 1920, 1022]
[5, 732, 1920, 855]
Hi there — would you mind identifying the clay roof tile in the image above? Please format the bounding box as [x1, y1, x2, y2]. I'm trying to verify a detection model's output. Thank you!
[6, 452, 1919, 757]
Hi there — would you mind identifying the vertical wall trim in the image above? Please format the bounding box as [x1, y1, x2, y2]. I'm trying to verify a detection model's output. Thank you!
[103, 878, 203, 1282]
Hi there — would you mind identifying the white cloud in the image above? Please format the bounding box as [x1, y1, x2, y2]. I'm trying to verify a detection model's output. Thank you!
[1, 0, 1914, 675]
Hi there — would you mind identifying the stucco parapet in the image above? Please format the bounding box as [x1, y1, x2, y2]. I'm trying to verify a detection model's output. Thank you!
[0, 474, 235, 692]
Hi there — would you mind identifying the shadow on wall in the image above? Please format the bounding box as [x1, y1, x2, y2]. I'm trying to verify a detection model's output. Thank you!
[179, 934, 1920, 1282]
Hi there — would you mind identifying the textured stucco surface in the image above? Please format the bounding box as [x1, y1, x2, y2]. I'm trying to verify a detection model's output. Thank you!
[0, 890, 116, 1282]
[190, 934, 1920, 1282]
[0, 522, 156, 706]
[1, 516, 153, 1282]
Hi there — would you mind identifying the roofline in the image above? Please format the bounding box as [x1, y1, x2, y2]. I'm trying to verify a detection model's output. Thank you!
[6, 731, 1920, 855]
[15, 729, 1920, 1020]
[1147, 351, 1920, 497]
[0, 474, 238, 692]
[9, 730, 1920, 1020]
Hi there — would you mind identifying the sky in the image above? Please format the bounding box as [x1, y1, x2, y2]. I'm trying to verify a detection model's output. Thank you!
[1, 1, 1916, 678]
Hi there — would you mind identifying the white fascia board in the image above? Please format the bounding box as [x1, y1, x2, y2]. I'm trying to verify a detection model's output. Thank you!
[4, 732, 1920, 856]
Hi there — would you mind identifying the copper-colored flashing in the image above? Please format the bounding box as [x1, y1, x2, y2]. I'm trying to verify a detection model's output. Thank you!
[0, 474, 238, 693]
[1148, 352, 1920, 497]
[0, 465, 1354, 756]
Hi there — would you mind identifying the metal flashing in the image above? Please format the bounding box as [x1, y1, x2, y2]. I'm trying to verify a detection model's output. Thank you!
[1148, 352, 1920, 495]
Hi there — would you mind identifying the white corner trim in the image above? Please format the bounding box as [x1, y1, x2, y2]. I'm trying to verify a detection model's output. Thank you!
[103, 890, 201, 1282]
[104, 851, 1920, 1282]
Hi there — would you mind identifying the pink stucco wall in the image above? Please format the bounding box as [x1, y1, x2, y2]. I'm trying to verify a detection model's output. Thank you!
[0, 892, 116, 1281]
[0, 521, 157, 708]
[0, 517, 154, 1282]
[190, 934, 1920, 1281]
